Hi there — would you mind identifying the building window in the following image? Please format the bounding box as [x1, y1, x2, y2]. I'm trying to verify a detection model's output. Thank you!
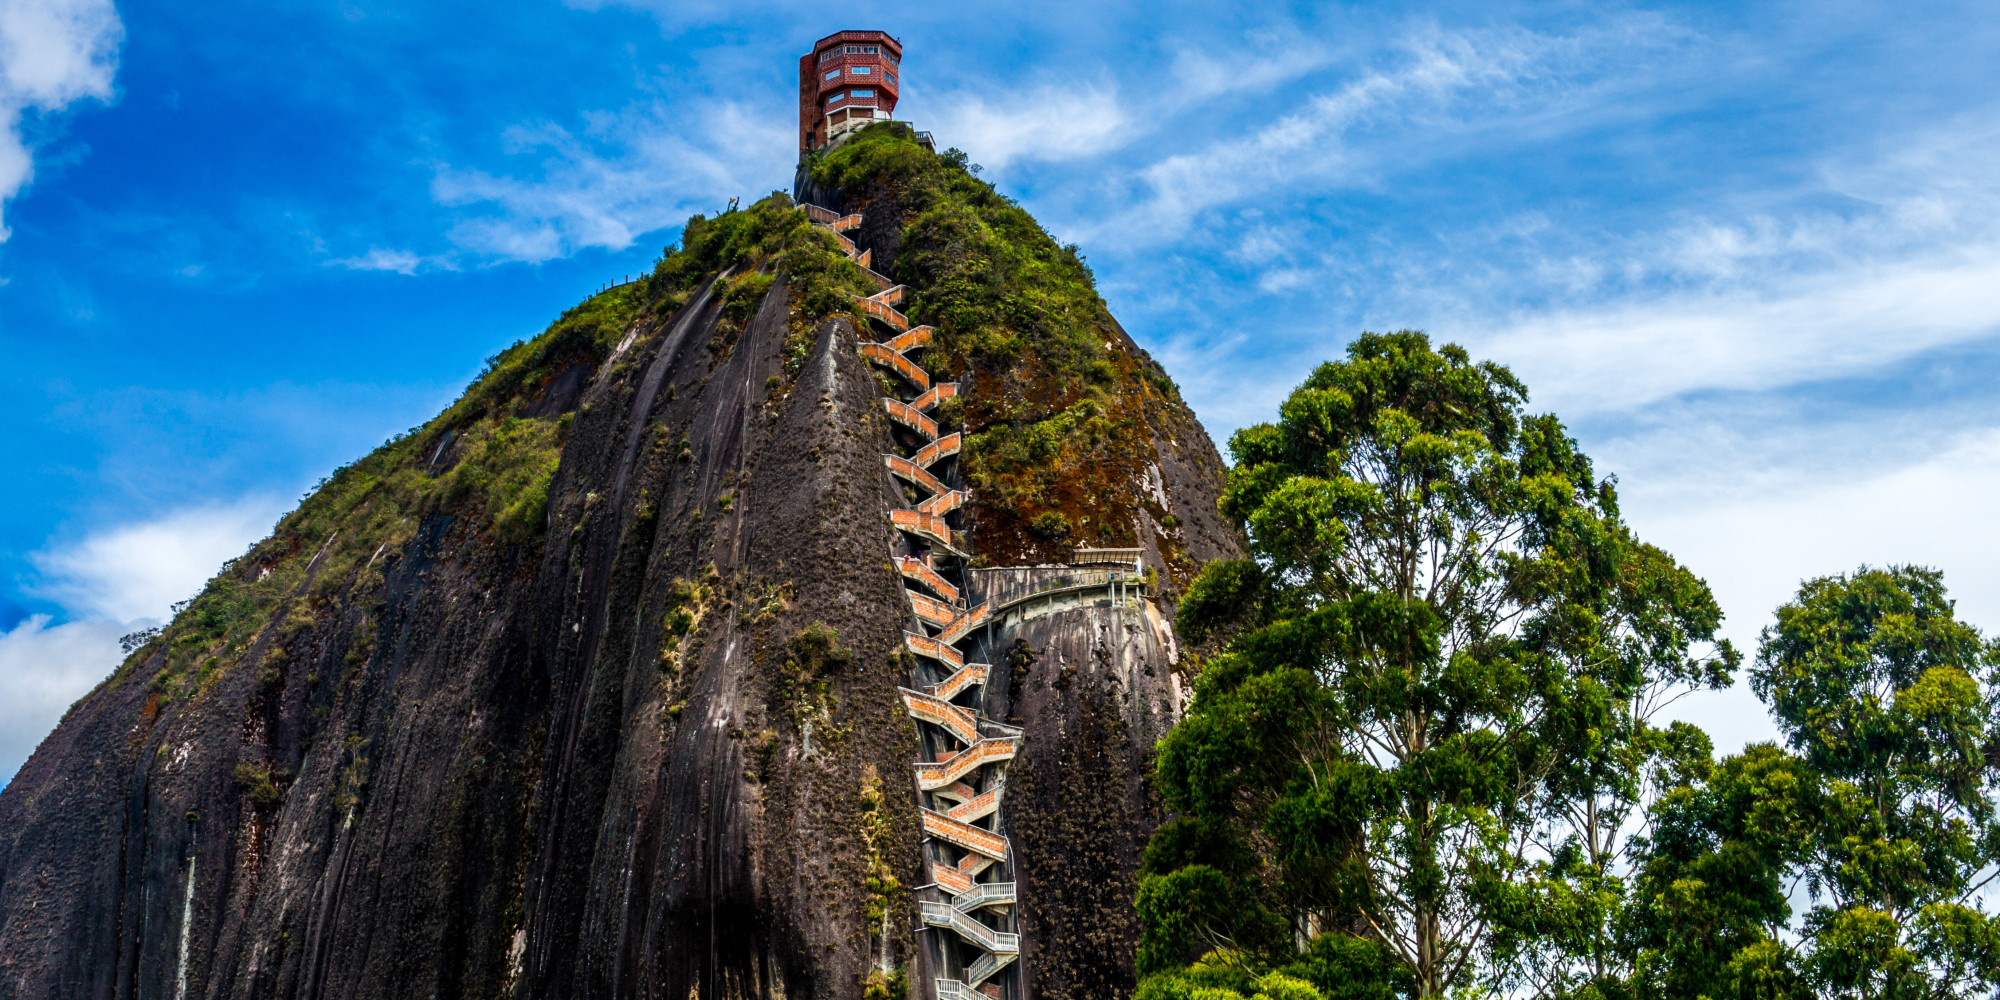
[827, 92, 845, 105]
[885, 72, 897, 86]
[863, 45, 878, 53]
[824, 68, 840, 80]
[846, 45, 860, 53]
[850, 65, 871, 75]
[849, 88, 873, 98]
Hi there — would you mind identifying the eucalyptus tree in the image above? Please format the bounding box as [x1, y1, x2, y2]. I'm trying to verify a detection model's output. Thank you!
[1753, 566, 2000, 998]
[1137, 333, 1732, 999]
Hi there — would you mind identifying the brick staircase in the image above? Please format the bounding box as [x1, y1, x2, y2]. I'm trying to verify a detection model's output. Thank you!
[802, 201, 1023, 999]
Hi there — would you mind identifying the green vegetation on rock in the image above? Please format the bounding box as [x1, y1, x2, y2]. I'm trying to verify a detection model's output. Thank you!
[810, 123, 1195, 568]
[123, 283, 647, 701]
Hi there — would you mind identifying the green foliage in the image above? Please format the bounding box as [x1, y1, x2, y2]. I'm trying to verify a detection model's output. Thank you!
[1628, 566, 2000, 999]
[863, 966, 909, 1000]
[809, 122, 1176, 564]
[644, 191, 876, 376]
[233, 760, 285, 810]
[123, 279, 644, 702]
[1136, 947, 1384, 1000]
[858, 765, 904, 945]
[1145, 334, 1734, 998]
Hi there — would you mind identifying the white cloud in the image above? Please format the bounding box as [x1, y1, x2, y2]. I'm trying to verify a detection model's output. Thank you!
[327, 247, 424, 275]
[1478, 242, 2000, 417]
[0, 615, 125, 786]
[0, 499, 279, 786]
[0, 0, 123, 240]
[31, 499, 282, 623]
[1627, 425, 2000, 756]
[1098, 26, 1606, 243]
[929, 86, 1131, 168]
[434, 100, 792, 263]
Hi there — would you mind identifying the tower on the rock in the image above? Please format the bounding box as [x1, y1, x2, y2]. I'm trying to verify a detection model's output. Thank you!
[799, 30, 903, 151]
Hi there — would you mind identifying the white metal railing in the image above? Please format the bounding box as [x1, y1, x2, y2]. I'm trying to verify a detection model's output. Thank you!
[952, 881, 1017, 911]
[966, 949, 1020, 986]
[920, 901, 1021, 953]
[935, 978, 981, 1000]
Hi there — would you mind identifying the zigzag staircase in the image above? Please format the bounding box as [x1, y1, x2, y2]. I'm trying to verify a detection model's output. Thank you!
[804, 201, 1020, 1000]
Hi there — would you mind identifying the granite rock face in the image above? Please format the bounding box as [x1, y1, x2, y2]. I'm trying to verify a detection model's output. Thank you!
[0, 190, 1239, 1000]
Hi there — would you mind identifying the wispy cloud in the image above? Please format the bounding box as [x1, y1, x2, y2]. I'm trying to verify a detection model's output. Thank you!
[327, 247, 426, 275]
[0, 0, 123, 240]
[1480, 242, 2000, 417]
[929, 85, 1131, 168]
[1080, 18, 1686, 246]
[433, 100, 792, 263]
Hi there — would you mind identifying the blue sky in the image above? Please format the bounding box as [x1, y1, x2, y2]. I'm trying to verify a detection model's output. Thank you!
[5, 0, 2000, 783]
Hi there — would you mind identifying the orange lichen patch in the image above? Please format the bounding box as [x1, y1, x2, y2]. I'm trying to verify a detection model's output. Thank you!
[957, 347, 1168, 568]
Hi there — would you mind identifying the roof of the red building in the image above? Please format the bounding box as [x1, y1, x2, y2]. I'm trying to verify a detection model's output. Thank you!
[811, 29, 902, 53]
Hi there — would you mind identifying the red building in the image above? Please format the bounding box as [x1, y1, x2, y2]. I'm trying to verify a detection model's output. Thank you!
[798, 30, 903, 151]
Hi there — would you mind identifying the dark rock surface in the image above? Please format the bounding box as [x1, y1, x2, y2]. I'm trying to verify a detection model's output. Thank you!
[0, 226, 1239, 998]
